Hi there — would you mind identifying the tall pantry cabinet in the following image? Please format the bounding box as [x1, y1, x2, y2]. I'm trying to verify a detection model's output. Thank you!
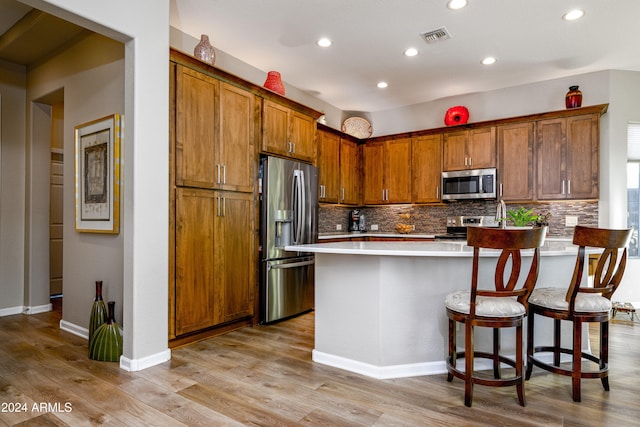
[170, 51, 258, 345]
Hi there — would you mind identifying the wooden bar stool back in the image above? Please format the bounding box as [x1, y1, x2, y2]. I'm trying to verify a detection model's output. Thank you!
[445, 226, 547, 407]
[525, 225, 632, 402]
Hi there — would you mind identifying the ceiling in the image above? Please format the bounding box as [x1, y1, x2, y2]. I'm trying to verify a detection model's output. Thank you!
[2, 0, 640, 113]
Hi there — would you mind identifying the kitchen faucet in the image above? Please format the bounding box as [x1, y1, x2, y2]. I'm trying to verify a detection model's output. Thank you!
[496, 199, 507, 229]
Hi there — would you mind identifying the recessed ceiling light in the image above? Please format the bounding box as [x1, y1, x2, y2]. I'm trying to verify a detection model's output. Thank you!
[562, 9, 585, 21]
[404, 47, 419, 57]
[447, 0, 468, 10]
[481, 57, 497, 65]
[317, 38, 332, 47]
[377, 81, 388, 89]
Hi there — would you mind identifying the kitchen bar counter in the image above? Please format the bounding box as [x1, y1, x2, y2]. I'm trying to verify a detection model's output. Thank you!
[285, 238, 586, 380]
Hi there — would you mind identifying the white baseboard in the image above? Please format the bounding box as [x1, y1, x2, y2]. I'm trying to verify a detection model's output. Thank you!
[23, 303, 52, 315]
[120, 349, 171, 372]
[312, 350, 447, 379]
[0, 306, 24, 317]
[59, 319, 89, 339]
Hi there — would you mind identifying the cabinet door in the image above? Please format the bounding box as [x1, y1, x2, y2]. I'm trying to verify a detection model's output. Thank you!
[498, 123, 534, 201]
[566, 114, 599, 199]
[469, 127, 496, 169]
[443, 131, 468, 171]
[536, 118, 567, 200]
[340, 138, 361, 205]
[175, 65, 218, 188]
[262, 100, 289, 156]
[290, 111, 316, 163]
[412, 134, 442, 203]
[215, 191, 255, 322]
[386, 138, 412, 203]
[317, 130, 340, 203]
[219, 83, 256, 193]
[363, 142, 385, 204]
[175, 188, 219, 335]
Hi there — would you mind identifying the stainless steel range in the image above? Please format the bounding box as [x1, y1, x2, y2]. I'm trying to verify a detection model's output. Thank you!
[434, 215, 498, 240]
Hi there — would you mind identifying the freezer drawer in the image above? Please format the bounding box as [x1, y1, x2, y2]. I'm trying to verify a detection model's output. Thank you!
[262, 257, 314, 323]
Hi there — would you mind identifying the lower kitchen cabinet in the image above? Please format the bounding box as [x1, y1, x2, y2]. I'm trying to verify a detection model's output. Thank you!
[173, 187, 255, 337]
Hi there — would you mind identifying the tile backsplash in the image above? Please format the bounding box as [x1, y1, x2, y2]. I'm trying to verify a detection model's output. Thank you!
[319, 200, 598, 237]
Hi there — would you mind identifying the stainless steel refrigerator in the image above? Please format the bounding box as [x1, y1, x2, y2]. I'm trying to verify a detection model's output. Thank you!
[260, 156, 318, 323]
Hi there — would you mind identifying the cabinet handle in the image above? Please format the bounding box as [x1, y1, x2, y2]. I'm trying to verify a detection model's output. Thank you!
[567, 180, 571, 195]
[341, 188, 345, 202]
[222, 197, 226, 216]
[562, 180, 565, 195]
[436, 186, 439, 199]
[469, 157, 472, 166]
[500, 183, 503, 197]
[464, 157, 468, 166]
[320, 185, 325, 198]
[216, 196, 221, 216]
[216, 164, 221, 184]
[222, 165, 226, 184]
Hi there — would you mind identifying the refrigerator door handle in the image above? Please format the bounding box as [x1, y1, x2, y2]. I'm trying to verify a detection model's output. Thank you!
[268, 259, 314, 270]
[292, 169, 305, 244]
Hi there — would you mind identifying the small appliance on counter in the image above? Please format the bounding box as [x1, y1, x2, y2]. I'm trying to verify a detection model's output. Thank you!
[434, 215, 498, 240]
[349, 209, 365, 232]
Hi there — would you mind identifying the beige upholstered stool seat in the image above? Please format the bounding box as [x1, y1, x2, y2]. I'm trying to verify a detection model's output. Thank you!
[528, 287, 612, 312]
[445, 291, 525, 317]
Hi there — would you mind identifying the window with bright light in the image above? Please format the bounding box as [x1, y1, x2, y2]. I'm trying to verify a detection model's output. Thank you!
[627, 122, 640, 257]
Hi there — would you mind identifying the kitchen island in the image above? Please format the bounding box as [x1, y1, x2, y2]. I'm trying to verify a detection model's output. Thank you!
[286, 239, 588, 379]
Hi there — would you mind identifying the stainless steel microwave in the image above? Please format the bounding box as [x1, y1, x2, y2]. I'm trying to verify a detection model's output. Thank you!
[441, 168, 497, 200]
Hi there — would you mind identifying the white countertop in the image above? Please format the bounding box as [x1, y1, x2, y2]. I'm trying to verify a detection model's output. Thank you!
[318, 232, 436, 239]
[287, 238, 577, 257]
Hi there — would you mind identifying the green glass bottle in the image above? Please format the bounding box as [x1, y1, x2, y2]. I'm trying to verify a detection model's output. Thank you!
[88, 281, 107, 346]
[89, 301, 123, 362]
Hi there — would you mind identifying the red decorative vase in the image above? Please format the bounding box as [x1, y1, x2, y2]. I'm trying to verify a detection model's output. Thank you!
[264, 71, 285, 96]
[444, 106, 470, 126]
[565, 85, 582, 109]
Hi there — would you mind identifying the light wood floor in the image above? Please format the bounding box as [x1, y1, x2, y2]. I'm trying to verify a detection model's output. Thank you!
[1, 301, 639, 426]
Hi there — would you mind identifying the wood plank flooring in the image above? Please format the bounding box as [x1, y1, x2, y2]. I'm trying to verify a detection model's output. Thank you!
[1, 300, 639, 426]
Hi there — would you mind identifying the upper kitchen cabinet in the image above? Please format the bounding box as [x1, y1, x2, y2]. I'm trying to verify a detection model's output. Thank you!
[317, 129, 340, 203]
[363, 138, 411, 204]
[174, 65, 217, 188]
[262, 99, 318, 163]
[443, 127, 496, 171]
[412, 134, 443, 203]
[317, 125, 361, 205]
[339, 137, 361, 205]
[174, 64, 257, 192]
[536, 114, 599, 200]
[497, 122, 534, 201]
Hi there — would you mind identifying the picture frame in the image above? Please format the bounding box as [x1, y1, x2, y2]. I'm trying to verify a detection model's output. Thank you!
[74, 114, 123, 233]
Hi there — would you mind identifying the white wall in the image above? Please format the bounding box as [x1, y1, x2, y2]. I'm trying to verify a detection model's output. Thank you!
[0, 60, 27, 315]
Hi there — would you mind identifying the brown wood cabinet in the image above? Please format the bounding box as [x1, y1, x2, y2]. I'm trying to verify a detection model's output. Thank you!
[443, 127, 496, 171]
[317, 127, 361, 205]
[174, 65, 256, 192]
[339, 138, 361, 205]
[497, 122, 534, 201]
[317, 130, 340, 203]
[174, 188, 254, 336]
[363, 138, 411, 204]
[412, 134, 443, 203]
[262, 99, 317, 163]
[536, 114, 599, 200]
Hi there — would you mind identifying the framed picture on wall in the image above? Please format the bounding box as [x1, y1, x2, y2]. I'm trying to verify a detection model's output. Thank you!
[74, 114, 123, 233]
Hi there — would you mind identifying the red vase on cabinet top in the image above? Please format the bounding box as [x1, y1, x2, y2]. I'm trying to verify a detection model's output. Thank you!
[264, 71, 286, 96]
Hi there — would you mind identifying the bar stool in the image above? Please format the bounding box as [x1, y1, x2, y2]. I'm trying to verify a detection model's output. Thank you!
[526, 226, 632, 402]
[445, 226, 547, 407]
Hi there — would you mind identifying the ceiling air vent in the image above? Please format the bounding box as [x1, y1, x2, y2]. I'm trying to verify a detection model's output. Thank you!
[420, 27, 451, 44]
